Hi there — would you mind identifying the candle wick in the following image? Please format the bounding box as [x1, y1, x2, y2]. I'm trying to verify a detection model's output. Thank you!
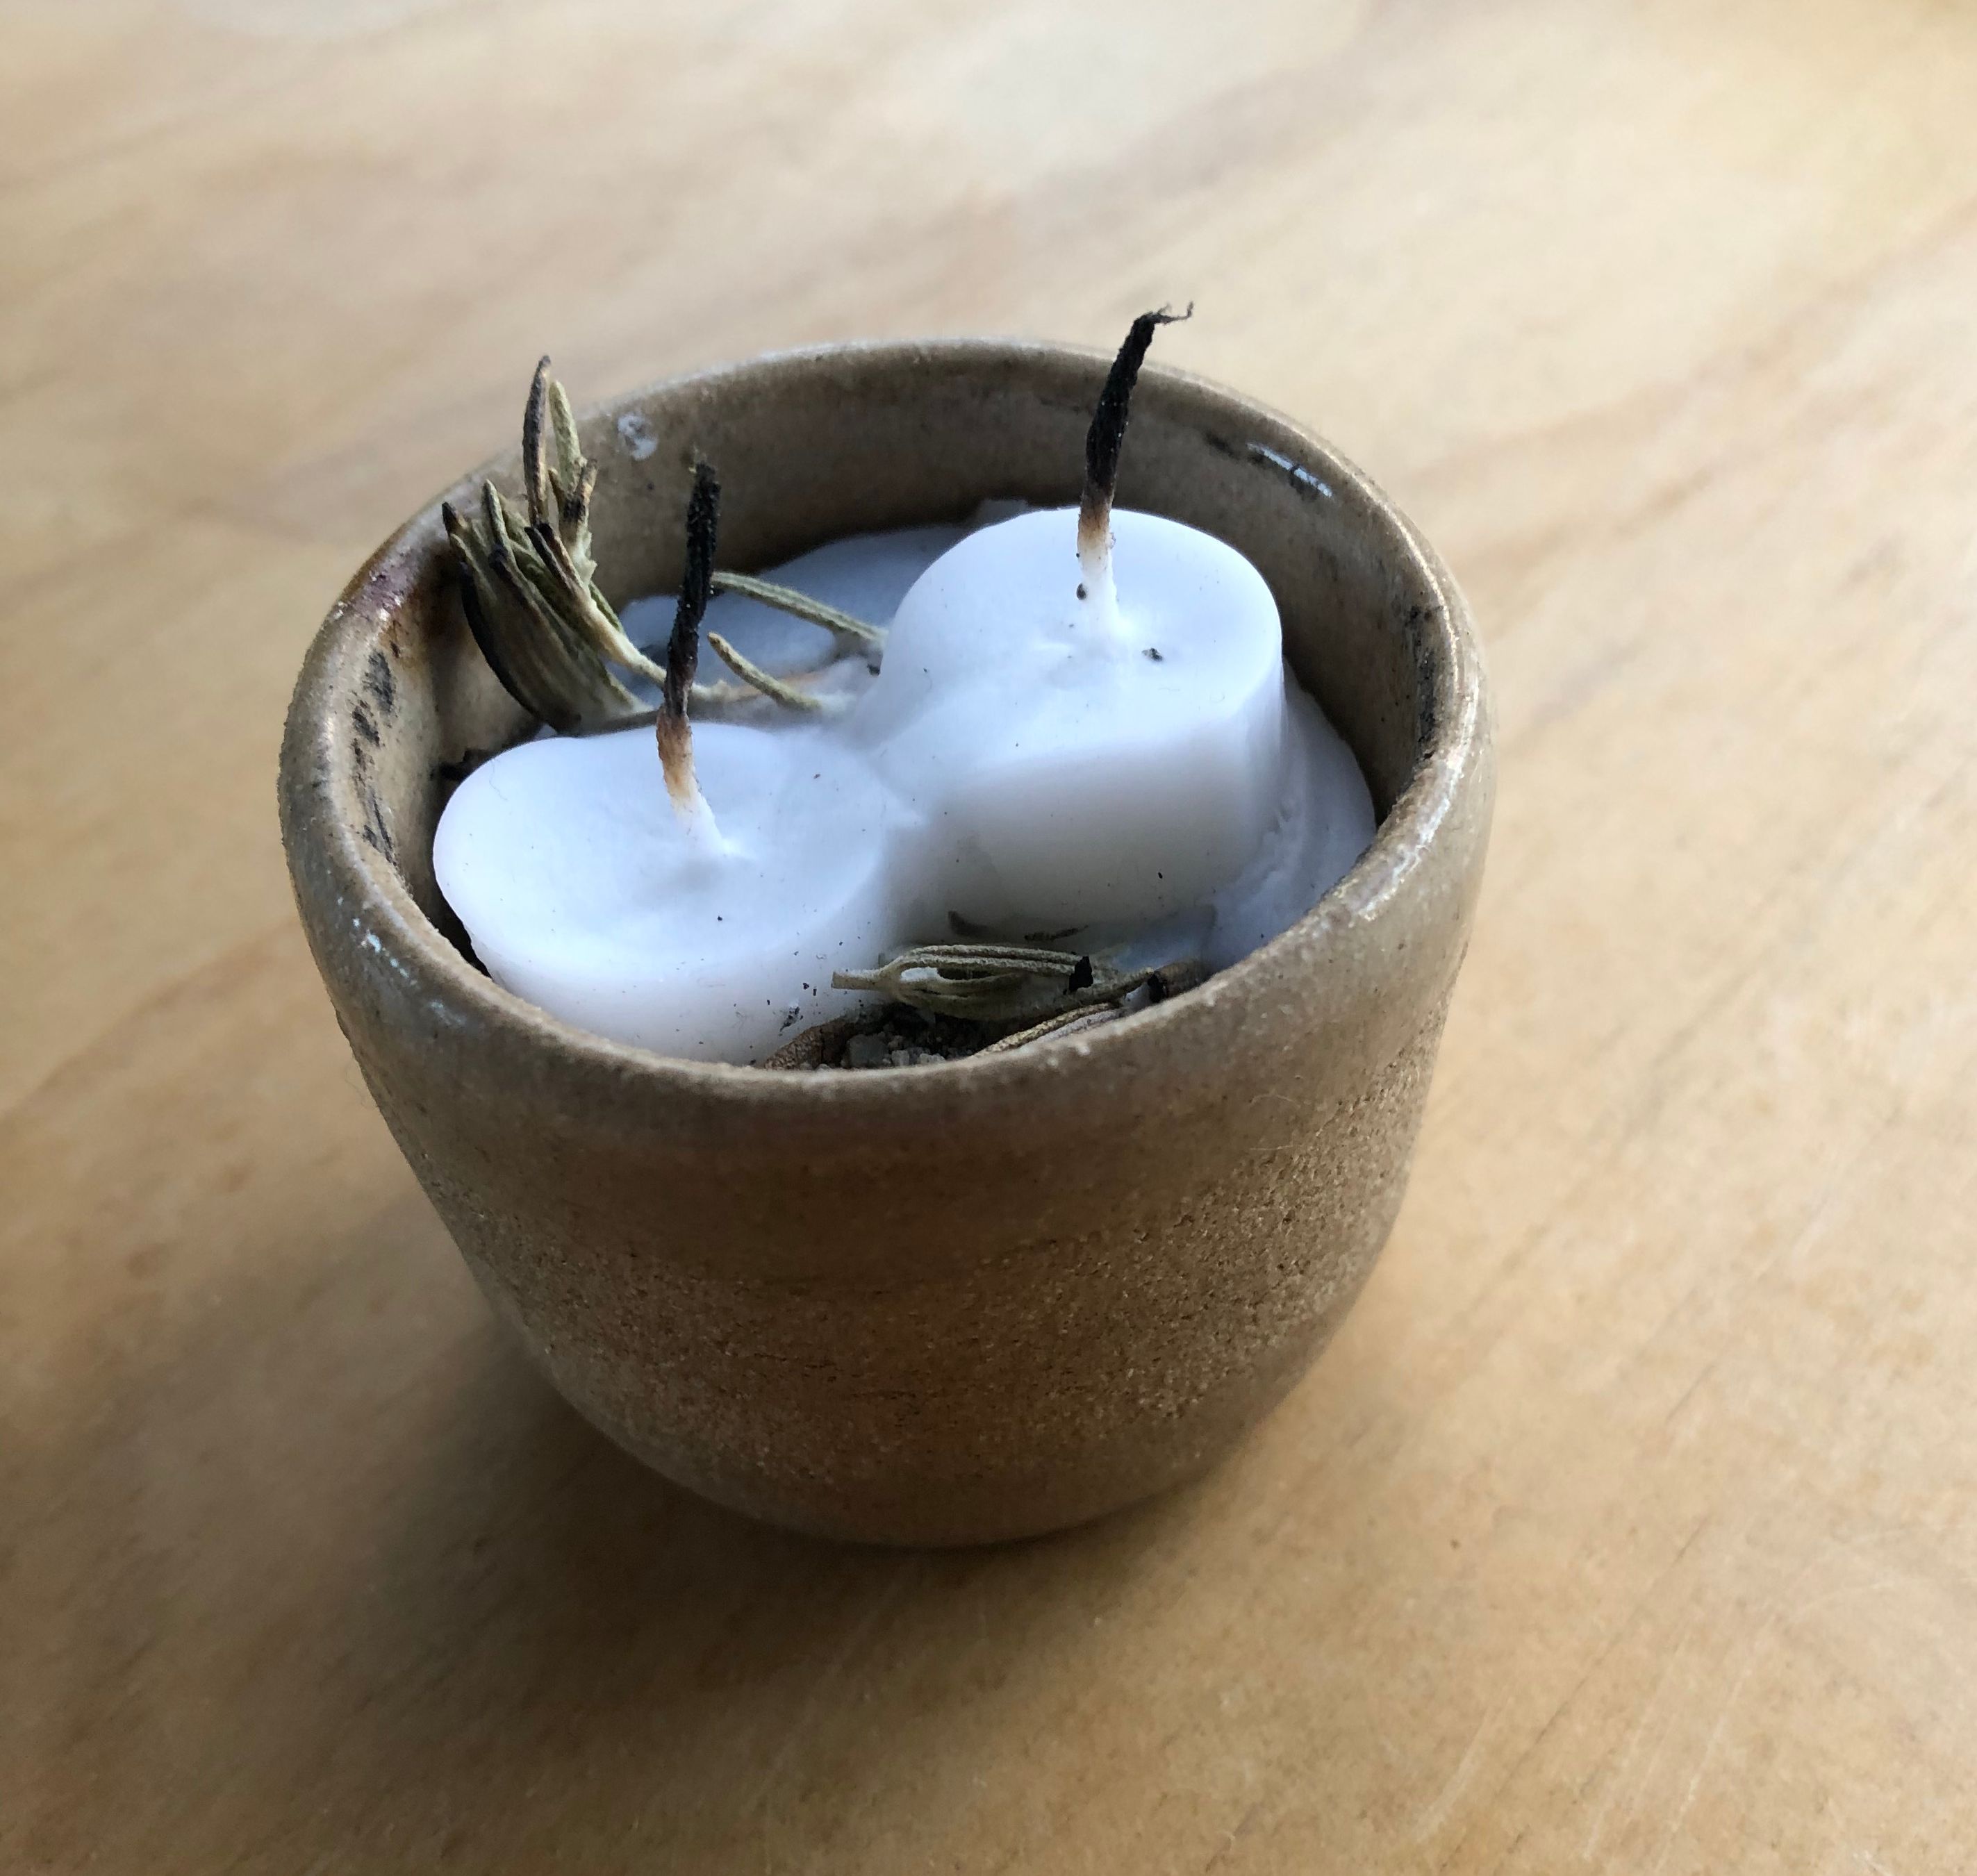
[656, 461, 727, 843]
[1077, 303, 1192, 637]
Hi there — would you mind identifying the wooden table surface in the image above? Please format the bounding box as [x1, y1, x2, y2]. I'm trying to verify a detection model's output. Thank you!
[8, 2, 1976, 1868]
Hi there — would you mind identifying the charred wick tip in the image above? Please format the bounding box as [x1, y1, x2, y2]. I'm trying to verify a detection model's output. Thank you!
[1081, 304, 1193, 521]
[663, 460, 721, 728]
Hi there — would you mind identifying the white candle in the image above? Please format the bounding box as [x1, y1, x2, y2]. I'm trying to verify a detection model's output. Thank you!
[854, 505, 1291, 934]
[1120, 682, 1374, 973]
[436, 476, 941, 1064]
[435, 722, 897, 1061]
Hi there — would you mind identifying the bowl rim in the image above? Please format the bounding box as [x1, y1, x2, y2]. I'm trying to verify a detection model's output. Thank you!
[282, 335, 1488, 1106]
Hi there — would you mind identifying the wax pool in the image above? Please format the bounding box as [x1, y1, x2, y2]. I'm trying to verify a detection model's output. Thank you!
[434, 513, 1378, 1063]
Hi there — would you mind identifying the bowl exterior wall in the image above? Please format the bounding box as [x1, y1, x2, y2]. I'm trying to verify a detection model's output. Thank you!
[280, 342, 1493, 1545]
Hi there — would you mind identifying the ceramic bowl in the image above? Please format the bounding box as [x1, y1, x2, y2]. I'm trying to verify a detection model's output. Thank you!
[279, 340, 1492, 1545]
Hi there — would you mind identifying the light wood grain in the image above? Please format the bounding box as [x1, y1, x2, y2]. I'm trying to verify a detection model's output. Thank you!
[7, 1, 1977, 1868]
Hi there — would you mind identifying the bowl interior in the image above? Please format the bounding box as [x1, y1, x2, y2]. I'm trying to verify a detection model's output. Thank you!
[345, 342, 1457, 976]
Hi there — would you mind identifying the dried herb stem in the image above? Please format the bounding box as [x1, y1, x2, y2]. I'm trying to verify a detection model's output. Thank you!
[789, 946, 1209, 1067]
[446, 358, 880, 736]
[833, 940, 1168, 1026]
[559, 670, 834, 736]
[709, 570, 887, 651]
[515, 358, 675, 690]
[979, 1004, 1128, 1054]
[706, 633, 827, 714]
[444, 495, 635, 733]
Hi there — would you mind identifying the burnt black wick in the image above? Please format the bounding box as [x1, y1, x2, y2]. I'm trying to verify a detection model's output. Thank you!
[657, 462, 721, 815]
[1077, 304, 1192, 586]
[665, 463, 719, 720]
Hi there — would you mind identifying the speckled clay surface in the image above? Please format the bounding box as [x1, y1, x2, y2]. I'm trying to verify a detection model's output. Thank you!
[278, 341, 1494, 1546]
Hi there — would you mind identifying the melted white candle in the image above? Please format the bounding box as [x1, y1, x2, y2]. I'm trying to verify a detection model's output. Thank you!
[435, 513, 1377, 1065]
[435, 724, 897, 1061]
[854, 507, 1289, 933]
[1094, 683, 1375, 972]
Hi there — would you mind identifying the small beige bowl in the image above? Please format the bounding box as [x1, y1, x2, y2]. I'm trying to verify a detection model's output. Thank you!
[278, 340, 1492, 1546]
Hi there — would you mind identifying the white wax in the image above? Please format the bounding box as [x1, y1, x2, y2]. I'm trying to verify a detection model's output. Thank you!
[434, 513, 1378, 1066]
[854, 507, 1289, 933]
[1091, 682, 1375, 972]
[434, 724, 897, 1062]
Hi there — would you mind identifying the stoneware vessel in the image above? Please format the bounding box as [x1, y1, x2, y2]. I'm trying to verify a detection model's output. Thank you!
[279, 340, 1494, 1546]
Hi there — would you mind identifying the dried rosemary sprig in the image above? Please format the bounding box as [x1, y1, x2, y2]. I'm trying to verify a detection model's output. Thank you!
[445, 358, 884, 733]
[833, 943, 1091, 1023]
[444, 358, 671, 731]
[443, 478, 638, 734]
[705, 633, 825, 713]
[781, 949, 1207, 1067]
[831, 941, 1195, 1027]
[1077, 305, 1192, 614]
[977, 1003, 1128, 1054]
[709, 570, 886, 655]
